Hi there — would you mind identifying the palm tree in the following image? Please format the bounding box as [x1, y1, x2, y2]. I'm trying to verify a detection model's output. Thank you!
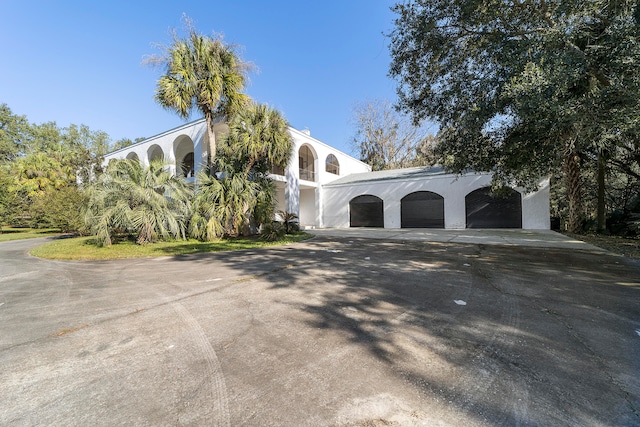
[85, 159, 192, 246]
[277, 210, 299, 234]
[220, 102, 294, 175]
[190, 171, 259, 240]
[190, 103, 293, 240]
[221, 103, 293, 227]
[148, 19, 252, 165]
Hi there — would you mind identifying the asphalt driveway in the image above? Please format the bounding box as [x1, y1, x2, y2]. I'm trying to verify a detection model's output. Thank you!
[1, 233, 639, 426]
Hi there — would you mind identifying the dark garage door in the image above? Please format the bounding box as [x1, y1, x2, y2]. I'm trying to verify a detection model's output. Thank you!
[350, 195, 384, 227]
[401, 191, 445, 228]
[465, 187, 522, 228]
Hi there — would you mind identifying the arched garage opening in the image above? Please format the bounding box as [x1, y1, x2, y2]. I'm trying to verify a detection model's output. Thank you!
[465, 187, 522, 228]
[350, 195, 384, 227]
[401, 191, 444, 228]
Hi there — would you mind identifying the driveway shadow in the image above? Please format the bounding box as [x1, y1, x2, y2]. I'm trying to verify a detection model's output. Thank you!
[214, 236, 640, 426]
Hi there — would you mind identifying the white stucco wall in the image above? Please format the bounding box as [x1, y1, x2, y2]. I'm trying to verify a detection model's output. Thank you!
[322, 172, 550, 230]
[103, 119, 372, 229]
[286, 128, 371, 187]
[522, 178, 551, 229]
[283, 128, 370, 226]
[104, 119, 209, 174]
[102, 119, 548, 230]
[299, 188, 317, 227]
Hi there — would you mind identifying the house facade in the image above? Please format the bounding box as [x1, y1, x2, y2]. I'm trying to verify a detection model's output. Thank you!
[104, 118, 550, 230]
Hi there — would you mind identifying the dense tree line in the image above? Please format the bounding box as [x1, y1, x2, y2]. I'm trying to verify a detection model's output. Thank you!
[0, 104, 109, 232]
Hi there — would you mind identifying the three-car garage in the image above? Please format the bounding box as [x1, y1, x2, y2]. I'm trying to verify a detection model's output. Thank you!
[323, 167, 548, 230]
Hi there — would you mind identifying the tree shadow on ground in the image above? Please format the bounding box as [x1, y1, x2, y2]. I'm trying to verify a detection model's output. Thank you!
[214, 235, 640, 426]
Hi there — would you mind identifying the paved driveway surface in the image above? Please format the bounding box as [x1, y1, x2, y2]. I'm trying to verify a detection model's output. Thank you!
[1, 234, 639, 426]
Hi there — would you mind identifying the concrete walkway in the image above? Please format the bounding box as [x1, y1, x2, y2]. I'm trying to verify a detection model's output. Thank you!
[309, 228, 606, 251]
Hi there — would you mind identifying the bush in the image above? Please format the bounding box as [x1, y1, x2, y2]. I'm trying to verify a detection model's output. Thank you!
[276, 210, 299, 234]
[607, 194, 640, 237]
[260, 221, 285, 241]
[29, 185, 88, 233]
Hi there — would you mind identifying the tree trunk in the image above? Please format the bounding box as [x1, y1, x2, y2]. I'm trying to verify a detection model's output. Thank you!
[597, 153, 606, 233]
[205, 110, 217, 173]
[137, 223, 154, 245]
[564, 140, 583, 233]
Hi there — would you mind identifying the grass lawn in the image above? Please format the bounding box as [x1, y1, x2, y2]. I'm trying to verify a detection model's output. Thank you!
[29, 233, 314, 260]
[0, 227, 61, 243]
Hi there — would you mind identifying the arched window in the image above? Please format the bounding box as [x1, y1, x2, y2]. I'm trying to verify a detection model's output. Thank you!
[298, 145, 316, 181]
[173, 135, 195, 178]
[325, 154, 340, 175]
[349, 195, 384, 227]
[465, 187, 522, 228]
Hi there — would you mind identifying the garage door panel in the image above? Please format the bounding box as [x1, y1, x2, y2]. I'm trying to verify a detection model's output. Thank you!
[465, 187, 522, 228]
[401, 192, 444, 228]
[350, 195, 384, 227]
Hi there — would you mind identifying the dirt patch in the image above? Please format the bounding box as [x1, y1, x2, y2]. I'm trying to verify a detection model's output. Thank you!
[566, 232, 640, 259]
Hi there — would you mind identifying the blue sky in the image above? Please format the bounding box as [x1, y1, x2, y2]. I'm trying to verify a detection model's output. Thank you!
[1, 1, 400, 155]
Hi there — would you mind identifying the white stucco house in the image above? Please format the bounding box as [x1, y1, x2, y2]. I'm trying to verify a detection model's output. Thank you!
[104, 118, 550, 230]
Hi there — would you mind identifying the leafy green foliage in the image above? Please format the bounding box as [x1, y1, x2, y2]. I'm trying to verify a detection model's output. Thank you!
[9, 152, 72, 198]
[0, 166, 24, 229]
[112, 138, 134, 151]
[189, 102, 293, 241]
[28, 185, 88, 233]
[85, 159, 192, 246]
[111, 137, 146, 152]
[148, 18, 252, 160]
[276, 210, 299, 234]
[260, 212, 304, 242]
[189, 171, 259, 240]
[0, 104, 30, 162]
[389, 0, 640, 232]
[62, 124, 110, 183]
[220, 102, 294, 175]
[6, 152, 84, 231]
[260, 221, 285, 241]
[0, 105, 113, 232]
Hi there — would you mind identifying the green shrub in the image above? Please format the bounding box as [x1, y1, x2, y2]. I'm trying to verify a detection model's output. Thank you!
[260, 221, 285, 241]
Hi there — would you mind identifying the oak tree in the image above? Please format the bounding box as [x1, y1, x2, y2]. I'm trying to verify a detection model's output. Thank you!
[389, 0, 640, 232]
